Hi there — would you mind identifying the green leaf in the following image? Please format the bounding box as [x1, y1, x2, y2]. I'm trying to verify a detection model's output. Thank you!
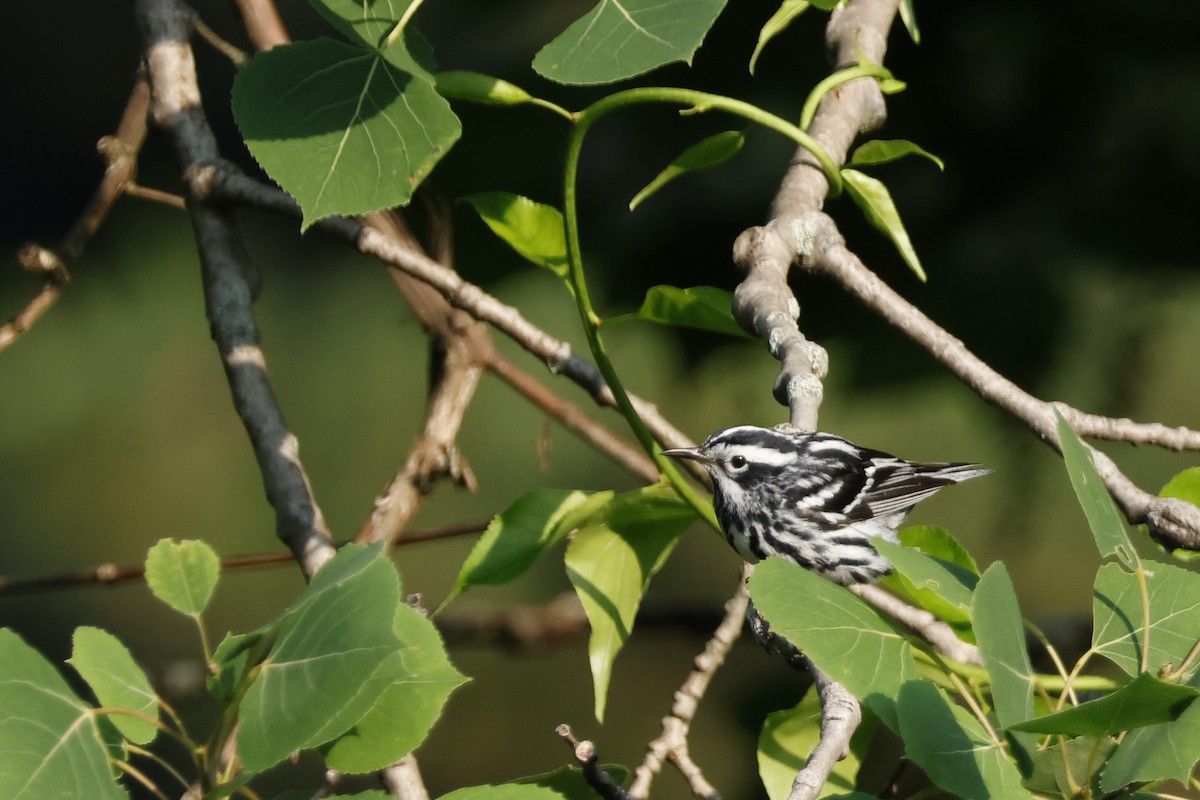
[232, 37, 460, 230]
[1055, 411, 1137, 568]
[749, 1, 808, 75]
[446, 489, 613, 607]
[611, 285, 749, 338]
[898, 0, 920, 43]
[461, 192, 569, 278]
[435, 71, 535, 107]
[237, 544, 404, 774]
[899, 681, 1031, 800]
[898, 525, 979, 575]
[308, 0, 419, 52]
[840, 168, 926, 282]
[872, 537, 976, 624]
[324, 602, 466, 772]
[565, 485, 695, 721]
[972, 564, 1036, 771]
[440, 784, 568, 800]
[68, 627, 159, 746]
[144, 538, 220, 617]
[758, 689, 873, 800]
[0, 629, 129, 800]
[848, 139, 943, 170]
[629, 131, 744, 211]
[1100, 699, 1200, 790]
[1010, 672, 1198, 737]
[1025, 737, 1115, 798]
[1091, 560, 1200, 680]
[272, 792, 391, 800]
[748, 557, 921, 730]
[515, 764, 630, 799]
[207, 627, 277, 703]
[532, 0, 729, 85]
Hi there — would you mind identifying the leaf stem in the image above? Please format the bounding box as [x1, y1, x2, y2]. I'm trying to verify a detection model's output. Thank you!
[385, 0, 427, 48]
[799, 63, 896, 131]
[1135, 563, 1152, 674]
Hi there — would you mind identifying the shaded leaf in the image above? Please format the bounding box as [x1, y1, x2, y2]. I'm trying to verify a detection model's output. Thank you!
[461, 192, 569, 277]
[144, 538, 220, 617]
[611, 285, 748, 338]
[748, 557, 920, 730]
[232, 37, 460, 230]
[447, 489, 613, 606]
[1010, 672, 1197, 737]
[848, 139, 943, 170]
[0, 628, 129, 799]
[749, 1, 808, 75]
[68, 627, 159, 746]
[309, 0, 419, 52]
[237, 544, 402, 774]
[840, 168, 926, 282]
[873, 537, 976, 624]
[1026, 737, 1116, 797]
[1055, 411, 1137, 568]
[1091, 561, 1200, 680]
[899, 681, 1031, 800]
[324, 603, 467, 772]
[533, 0, 729, 85]
[630, 131, 744, 210]
[972, 564, 1036, 772]
[758, 688, 873, 800]
[565, 486, 694, 721]
[1100, 699, 1200, 791]
[516, 764, 630, 799]
[439, 782, 567, 800]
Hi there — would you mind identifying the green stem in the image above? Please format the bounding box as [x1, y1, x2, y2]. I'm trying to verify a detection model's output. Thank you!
[385, 0, 427, 48]
[799, 63, 896, 131]
[912, 647, 1123, 694]
[1135, 562, 1152, 674]
[562, 88, 844, 528]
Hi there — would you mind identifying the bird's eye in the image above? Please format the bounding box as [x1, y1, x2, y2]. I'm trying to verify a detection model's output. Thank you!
[729, 455, 748, 470]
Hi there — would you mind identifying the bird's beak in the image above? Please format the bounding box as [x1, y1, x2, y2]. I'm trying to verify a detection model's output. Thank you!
[661, 447, 710, 463]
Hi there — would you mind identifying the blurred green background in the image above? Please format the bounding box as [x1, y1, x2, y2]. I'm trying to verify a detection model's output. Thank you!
[3, 1, 1200, 798]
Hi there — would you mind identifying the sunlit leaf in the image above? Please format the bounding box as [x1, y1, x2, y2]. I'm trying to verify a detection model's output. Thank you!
[971, 564, 1035, 772]
[899, 681, 1031, 800]
[565, 485, 694, 721]
[1091, 561, 1200, 680]
[324, 603, 467, 772]
[840, 168, 926, 282]
[898, 525, 979, 575]
[873, 537, 976, 624]
[144, 538, 220, 617]
[629, 131, 744, 210]
[232, 36, 460, 230]
[848, 139, 943, 170]
[461, 192, 569, 277]
[68, 627, 159, 746]
[1055, 411, 1137, 567]
[610, 285, 748, 338]
[0, 629, 129, 799]
[749, 1, 808, 75]
[533, 0, 729, 85]
[436, 71, 535, 106]
[898, 0, 920, 43]
[237, 544, 403, 774]
[309, 0, 420, 52]
[516, 764, 630, 799]
[748, 557, 920, 730]
[1100, 700, 1200, 790]
[757, 688, 872, 800]
[1009, 672, 1197, 737]
[446, 489, 613, 607]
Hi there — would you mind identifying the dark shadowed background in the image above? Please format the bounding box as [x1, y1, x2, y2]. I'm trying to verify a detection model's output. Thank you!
[3, 1, 1199, 797]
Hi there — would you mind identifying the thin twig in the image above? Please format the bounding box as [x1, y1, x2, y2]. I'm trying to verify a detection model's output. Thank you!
[629, 566, 750, 800]
[556, 725, 631, 800]
[852, 584, 982, 665]
[1, 78, 151, 353]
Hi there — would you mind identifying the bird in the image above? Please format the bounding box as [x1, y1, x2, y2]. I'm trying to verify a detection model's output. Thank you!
[662, 425, 990, 585]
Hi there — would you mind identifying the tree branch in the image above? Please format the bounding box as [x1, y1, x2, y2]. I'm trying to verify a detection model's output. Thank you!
[2, 77, 151, 354]
[136, 0, 336, 578]
[556, 725, 631, 800]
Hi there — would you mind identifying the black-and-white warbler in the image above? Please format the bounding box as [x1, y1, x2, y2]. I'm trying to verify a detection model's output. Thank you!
[663, 425, 990, 585]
